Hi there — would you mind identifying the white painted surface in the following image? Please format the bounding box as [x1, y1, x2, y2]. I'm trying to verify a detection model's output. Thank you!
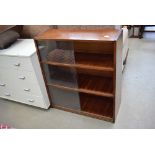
[122, 27, 129, 70]
[0, 39, 50, 109]
[0, 39, 36, 57]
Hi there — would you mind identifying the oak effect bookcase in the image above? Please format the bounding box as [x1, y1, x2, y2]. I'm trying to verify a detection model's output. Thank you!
[35, 28, 122, 122]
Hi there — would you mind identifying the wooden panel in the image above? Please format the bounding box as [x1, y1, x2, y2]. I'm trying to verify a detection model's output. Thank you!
[42, 51, 114, 72]
[75, 53, 113, 69]
[77, 74, 113, 95]
[48, 83, 113, 98]
[56, 25, 116, 30]
[79, 93, 113, 118]
[35, 28, 122, 41]
[42, 61, 114, 72]
[47, 74, 113, 98]
[76, 68, 113, 77]
[53, 104, 113, 122]
[74, 41, 114, 54]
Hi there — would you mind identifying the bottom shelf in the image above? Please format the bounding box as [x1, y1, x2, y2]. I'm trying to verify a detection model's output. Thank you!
[48, 84, 114, 121]
[79, 93, 113, 118]
[53, 104, 113, 122]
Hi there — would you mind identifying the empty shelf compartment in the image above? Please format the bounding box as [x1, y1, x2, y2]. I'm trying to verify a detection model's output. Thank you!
[75, 52, 113, 70]
[77, 74, 113, 97]
[80, 93, 113, 118]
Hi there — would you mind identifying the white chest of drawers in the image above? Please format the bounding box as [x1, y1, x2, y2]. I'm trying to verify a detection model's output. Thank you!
[0, 39, 50, 109]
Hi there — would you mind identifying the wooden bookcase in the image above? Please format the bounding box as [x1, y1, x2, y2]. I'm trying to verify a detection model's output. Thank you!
[35, 28, 122, 122]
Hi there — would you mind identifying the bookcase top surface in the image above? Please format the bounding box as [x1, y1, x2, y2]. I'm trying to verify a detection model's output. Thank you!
[35, 28, 122, 41]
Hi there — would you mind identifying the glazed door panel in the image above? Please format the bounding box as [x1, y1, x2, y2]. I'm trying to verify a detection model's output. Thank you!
[37, 40, 81, 110]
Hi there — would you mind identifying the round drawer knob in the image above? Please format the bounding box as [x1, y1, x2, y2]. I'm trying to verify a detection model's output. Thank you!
[28, 99, 34, 102]
[14, 63, 20, 67]
[0, 84, 6, 87]
[24, 88, 30, 92]
[18, 76, 26, 80]
[4, 93, 11, 96]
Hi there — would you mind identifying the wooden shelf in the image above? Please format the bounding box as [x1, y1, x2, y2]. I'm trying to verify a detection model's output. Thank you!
[35, 28, 121, 41]
[80, 93, 113, 118]
[77, 74, 113, 95]
[42, 48, 114, 72]
[42, 58, 113, 72]
[47, 74, 113, 98]
[53, 104, 113, 122]
[75, 53, 113, 70]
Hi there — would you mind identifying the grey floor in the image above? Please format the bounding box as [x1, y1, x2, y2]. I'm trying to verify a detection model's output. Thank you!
[0, 33, 155, 129]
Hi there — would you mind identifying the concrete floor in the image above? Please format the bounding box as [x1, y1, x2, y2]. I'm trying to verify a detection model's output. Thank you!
[0, 33, 155, 129]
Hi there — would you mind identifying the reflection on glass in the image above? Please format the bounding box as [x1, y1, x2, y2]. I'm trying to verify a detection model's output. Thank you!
[43, 64, 78, 88]
[49, 87, 81, 110]
[38, 41, 75, 64]
[38, 40, 80, 110]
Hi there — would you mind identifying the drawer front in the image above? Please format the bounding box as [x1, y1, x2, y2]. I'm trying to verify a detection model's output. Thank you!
[0, 68, 42, 96]
[0, 89, 47, 109]
[0, 68, 17, 87]
[11, 92, 47, 109]
[0, 85, 12, 100]
[17, 84, 42, 96]
[0, 56, 34, 72]
[17, 57, 34, 72]
[5, 79, 42, 96]
[17, 70, 40, 95]
[17, 70, 39, 85]
[0, 56, 19, 70]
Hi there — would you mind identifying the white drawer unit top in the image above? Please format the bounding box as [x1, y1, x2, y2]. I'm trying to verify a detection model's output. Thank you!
[0, 39, 50, 109]
[0, 39, 36, 57]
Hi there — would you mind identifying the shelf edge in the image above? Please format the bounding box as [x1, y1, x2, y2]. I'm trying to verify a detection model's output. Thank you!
[42, 61, 114, 72]
[47, 83, 114, 98]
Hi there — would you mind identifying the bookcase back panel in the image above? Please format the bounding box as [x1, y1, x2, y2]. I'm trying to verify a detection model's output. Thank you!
[74, 41, 114, 54]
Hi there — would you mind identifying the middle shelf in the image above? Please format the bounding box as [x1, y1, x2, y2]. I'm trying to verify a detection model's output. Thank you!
[41, 50, 114, 72]
[45, 65, 114, 98]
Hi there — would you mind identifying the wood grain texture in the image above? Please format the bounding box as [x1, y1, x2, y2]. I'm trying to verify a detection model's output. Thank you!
[42, 61, 114, 72]
[74, 41, 114, 54]
[35, 29, 122, 122]
[48, 81, 114, 98]
[77, 74, 113, 95]
[75, 53, 113, 69]
[80, 93, 113, 118]
[35, 28, 122, 41]
[76, 67, 113, 77]
[55, 25, 117, 30]
[53, 104, 113, 122]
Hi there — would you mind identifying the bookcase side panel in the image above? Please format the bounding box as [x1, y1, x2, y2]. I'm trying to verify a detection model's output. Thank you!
[114, 33, 123, 121]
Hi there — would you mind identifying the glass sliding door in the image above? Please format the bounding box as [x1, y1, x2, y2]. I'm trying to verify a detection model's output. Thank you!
[37, 40, 81, 110]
